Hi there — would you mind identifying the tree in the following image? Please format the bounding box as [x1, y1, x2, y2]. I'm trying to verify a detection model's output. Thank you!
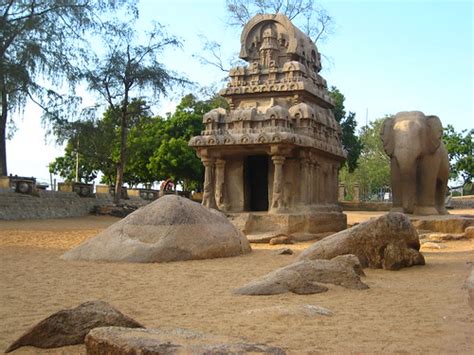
[50, 111, 117, 184]
[0, 0, 136, 176]
[148, 94, 228, 191]
[339, 118, 390, 200]
[51, 100, 155, 186]
[443, 124, 473, 193]
[329, 87, 363, 172]
[49, 142, 98, 183]
[225, 0, 334, 43]
[82, 23, 188, 203]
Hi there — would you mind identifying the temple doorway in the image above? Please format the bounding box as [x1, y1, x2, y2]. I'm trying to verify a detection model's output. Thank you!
[245, 155, 269, 211]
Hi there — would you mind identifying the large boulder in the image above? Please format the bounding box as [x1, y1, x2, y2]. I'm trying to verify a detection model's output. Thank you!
[298, 212, 425, 270]
[85, 326, 286, 354]
[5, 301, 143, 353]
[62, 195, 251, 263]
[234, 255, 368, 295]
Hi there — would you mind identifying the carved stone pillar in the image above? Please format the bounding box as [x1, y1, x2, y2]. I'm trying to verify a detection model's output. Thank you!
[339, 183, 345, 202]
[215, 158, 226, 210]
[309, 160, 315, 205]
[201, 157, 217, 209]
[300, 157, 310, 206]
[353, 183, 360, 202]
[333, 164, 340, 203]
[271, 155, 285, 212]
[313, 160, 320, 204]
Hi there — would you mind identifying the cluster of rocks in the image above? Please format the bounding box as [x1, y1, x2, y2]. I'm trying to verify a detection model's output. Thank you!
[6, 301, 285, 354]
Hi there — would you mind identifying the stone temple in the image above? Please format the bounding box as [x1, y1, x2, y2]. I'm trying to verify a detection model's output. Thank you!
[189, 14, 347, 238]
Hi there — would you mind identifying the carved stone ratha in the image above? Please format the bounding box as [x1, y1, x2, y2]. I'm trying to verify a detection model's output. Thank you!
[190, 14, 347, 237]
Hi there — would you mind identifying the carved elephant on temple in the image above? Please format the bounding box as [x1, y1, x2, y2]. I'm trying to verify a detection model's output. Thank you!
[203, 108, 227, 132]
[380, 111, 449, 215]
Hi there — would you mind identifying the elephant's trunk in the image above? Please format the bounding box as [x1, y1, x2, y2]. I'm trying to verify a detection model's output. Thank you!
[395, 149, 418, 214]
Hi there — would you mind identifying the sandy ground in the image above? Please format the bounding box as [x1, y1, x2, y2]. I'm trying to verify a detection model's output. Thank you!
[0, 211, 473, 353]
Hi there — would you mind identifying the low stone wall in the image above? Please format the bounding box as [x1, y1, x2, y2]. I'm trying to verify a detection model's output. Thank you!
[339, 201, 391, 211]
[0, 190, 115, 220]
[449, 196, 474, 209]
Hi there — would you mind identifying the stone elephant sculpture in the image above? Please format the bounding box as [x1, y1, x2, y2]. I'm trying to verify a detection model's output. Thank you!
[380, 111, 449, 215]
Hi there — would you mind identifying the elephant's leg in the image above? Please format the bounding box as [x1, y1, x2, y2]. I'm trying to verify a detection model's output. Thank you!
[435, 148, 450, 214]
[415, 154, 439, 215]
[389, 158, 404, 213]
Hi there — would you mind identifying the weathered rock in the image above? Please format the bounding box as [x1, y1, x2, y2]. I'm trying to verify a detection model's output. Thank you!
[234, 254, 368, 295]
[243, 304, 333, 317]
[62, 195, 251, 263]
[269, 235, 294, 245]
[465, 226, 474, 239]
[85, 326, 286, 354]
[298, 212, 425, 270]
[5, 301, 143, 353]
[274, 248, 294, 255]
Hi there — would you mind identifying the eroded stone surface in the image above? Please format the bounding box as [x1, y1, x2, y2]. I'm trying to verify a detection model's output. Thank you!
[234, 254, 368, 295]
[62, 195, 251, 263]
[85, 326, 286, 354]
[298, 213, 425, 270]
[5, 301, 143, 353]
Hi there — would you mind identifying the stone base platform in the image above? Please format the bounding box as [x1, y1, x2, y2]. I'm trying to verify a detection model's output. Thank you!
[409, 213, 474, 234]
[228, 211, 347, 243]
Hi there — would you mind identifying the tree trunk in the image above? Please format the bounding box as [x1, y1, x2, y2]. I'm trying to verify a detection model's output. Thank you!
[0, 78, 8, 176]
[114, 105, 128, 204]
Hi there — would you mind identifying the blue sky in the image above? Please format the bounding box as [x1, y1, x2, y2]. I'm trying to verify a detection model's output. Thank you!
[7, 0, 473, 183]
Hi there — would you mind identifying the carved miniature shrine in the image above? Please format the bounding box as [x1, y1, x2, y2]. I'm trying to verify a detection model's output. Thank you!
[190, 14, 347, 237]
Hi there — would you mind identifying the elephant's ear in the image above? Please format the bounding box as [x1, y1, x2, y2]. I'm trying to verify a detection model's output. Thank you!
[425, 115, 443, 153]
[380, 116, 395, 157]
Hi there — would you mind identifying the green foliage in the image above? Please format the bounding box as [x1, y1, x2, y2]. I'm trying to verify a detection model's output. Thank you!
[148, 93, 226, 190]
[50, 93, 225, 190]
[0, 0, 137, 175]
[339, 118, 391, 200]
[81, 22, 189, 201]
[49, 143, 98, 183]
[443, 124, 473, 187]
[329, 87, 363, 172]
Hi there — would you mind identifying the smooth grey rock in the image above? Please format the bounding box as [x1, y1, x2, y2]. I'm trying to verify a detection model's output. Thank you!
[85, 326, 286, 354]
[234, 254, 368, 295]
[5, 301, 143, 353]
[298, 213, 425, 270]
[62, 195, 251, 263]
